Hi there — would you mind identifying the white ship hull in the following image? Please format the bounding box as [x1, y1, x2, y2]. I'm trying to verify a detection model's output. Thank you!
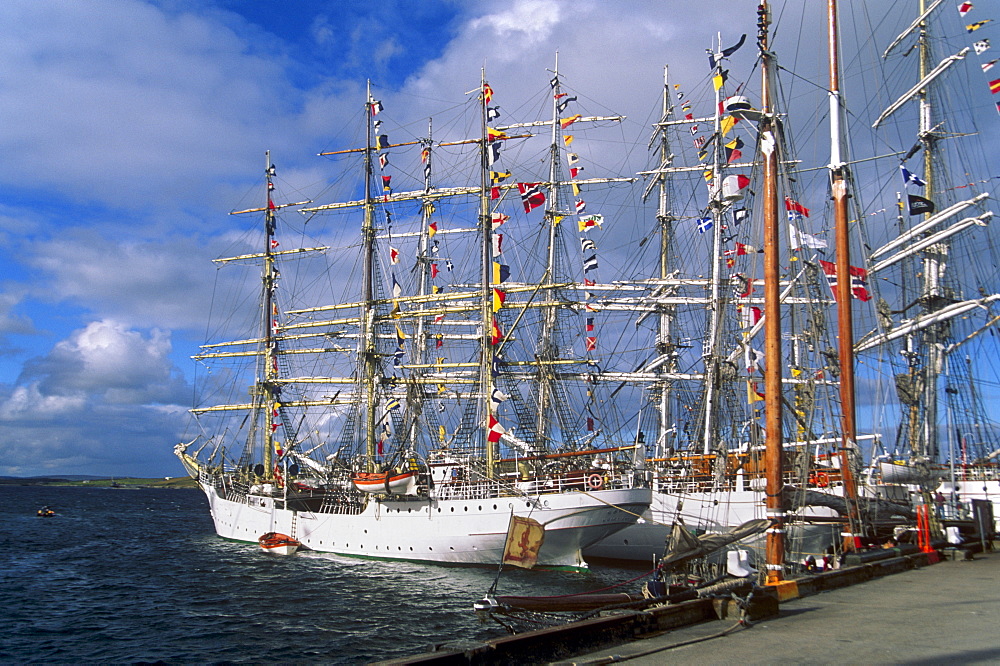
[201, 481, 651, 570]
[583, 487, 840, 563]
[939, 476, 1000, 533]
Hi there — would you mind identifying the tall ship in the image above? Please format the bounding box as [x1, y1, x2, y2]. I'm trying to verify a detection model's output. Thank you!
[860, 0, 1000, 533]
[585, 1, 936, 564]
[175, 73, 652, 569]
[587, 0, 1000, 564]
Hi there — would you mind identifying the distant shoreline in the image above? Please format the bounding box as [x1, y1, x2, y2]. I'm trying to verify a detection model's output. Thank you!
[0, 476, 198, 489]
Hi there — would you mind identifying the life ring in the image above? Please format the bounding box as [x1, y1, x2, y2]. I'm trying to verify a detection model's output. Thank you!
[810, 471, 829, 488]
[587, 473, 603, 490]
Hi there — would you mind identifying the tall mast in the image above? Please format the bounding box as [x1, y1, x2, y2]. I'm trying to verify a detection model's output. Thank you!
[411, 120, 434, 448]
[828, 0, 862, 549]
[759, 0, 785, 585]
[537, 54, 564, 447]
[701, 34, 727, 455]
[479, 70, 497, 475]
[415, 121, 434, 366]
[917, 0, 943, 461]
[656, 65, 678, 456]
[262, 149, 278, 477]
[361, 81, 379, 470]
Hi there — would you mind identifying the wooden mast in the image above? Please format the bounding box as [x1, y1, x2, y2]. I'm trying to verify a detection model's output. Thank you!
[759, 0, 785, 586]
[828, 0, 862, 551]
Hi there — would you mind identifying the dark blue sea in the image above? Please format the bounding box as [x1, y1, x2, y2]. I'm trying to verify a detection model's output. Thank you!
[0, 486, 647, 664]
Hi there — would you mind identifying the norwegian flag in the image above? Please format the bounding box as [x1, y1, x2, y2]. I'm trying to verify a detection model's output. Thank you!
[819, 260, 871, 301]
[517, 183, 546, 213]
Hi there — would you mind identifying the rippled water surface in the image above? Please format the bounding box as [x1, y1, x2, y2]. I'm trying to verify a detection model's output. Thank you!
[0, 486, 646, 664]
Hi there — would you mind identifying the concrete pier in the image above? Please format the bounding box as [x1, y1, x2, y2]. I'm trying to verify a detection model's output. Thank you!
[381, 547, 999, 665]
[561, 549, 1000, 665]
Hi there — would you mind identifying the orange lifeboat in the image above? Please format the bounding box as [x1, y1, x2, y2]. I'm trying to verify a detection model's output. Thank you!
[258, 532, 301, 555]
[351, 469, 417, 495]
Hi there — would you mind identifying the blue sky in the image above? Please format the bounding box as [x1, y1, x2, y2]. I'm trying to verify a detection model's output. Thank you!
[1, 0, 998, 477]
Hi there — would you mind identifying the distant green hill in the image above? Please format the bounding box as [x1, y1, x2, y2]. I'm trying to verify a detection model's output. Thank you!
[0, 476, 198, 489]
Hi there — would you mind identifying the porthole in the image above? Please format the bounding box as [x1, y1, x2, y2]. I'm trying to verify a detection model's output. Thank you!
[493, 504, 497, 510]
[450, 546, 454, 550]
[451, 507, 455, 512]
[464, 507, 468, 511]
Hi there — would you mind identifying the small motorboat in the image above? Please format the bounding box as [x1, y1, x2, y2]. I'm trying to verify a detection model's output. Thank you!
[351, 469, 417, 495]
[258, 532, 301, 555]
[36, 506, 55, 517]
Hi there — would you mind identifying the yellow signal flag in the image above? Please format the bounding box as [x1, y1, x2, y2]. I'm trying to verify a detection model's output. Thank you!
[492, 287, 506, 312]
[720, 115, 736, 137]
[560, 114, 582, 129]
[563, 134, 574, 146]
